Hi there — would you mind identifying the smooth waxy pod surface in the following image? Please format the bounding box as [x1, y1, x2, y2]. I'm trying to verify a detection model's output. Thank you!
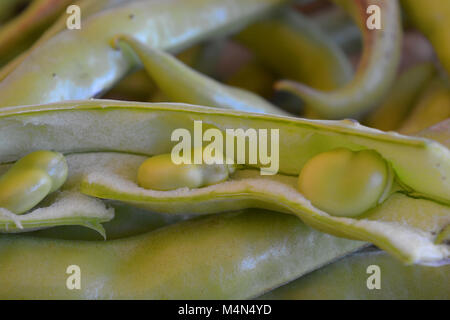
[259, 249, 450, 300]
[364, 62, 435, 131]
[235, 8, 353, 92]
[0, 0, 132, 81]
[0, 209, 364, 299]
[399, 78, 450, 135]
[276, 0, 402, 119]
[401, 0, 450, 77]
[113, 35, 290, 116]
[0, 100, 447, 264]
[0, 0, 288, 107]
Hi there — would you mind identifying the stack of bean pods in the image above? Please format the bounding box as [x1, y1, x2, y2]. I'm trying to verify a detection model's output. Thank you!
[0, 0, 448, 299]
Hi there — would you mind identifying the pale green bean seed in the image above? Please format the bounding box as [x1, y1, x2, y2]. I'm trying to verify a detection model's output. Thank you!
[298, 148, 391, 217]
[138, 153, 234, 191]
[0, 169, 52, 215]
[12, 150, 68, 192]
[0, 151, 68, 214]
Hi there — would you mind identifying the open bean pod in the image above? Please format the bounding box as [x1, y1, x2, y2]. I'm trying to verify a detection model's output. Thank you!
[0, 100, 448, 265]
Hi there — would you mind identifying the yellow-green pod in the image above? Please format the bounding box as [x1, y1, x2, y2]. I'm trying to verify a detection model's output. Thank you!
[0, 209, 364, 299]
[0, 0, 132, 80]
[401, 0, 450, 77]
[0, 0, 288, 107]
[0, 0, 73, 67]
[235, 8, 353, 91]
[0, 101, 448, 265]
[399, 78, 450, 135]
[276, 0, 402, 119]
[259, 250, 450, 300]
[113, 35, 290, 115]
[364, 62, 435, 131]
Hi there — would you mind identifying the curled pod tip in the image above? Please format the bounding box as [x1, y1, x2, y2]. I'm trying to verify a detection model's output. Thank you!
[114, 34, 290, 116]
[276, 0, 402, 119]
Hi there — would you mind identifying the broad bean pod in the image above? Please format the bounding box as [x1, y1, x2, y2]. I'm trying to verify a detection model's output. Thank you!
[0, 0, 132, 81]
[0, 100, 448, 264]
[399, 78, 450, 135]
[259, 249, 450, 300]
[113, 35, 291, 115]
[0, 0, 288, 107]
[0, 208, 364, 299]
[364, 62, 435, 131]
[276, 0, 402, 119]
[235, 8, 353, 92]
[401, 0, 450, 77]
[0, 0, 73, 67]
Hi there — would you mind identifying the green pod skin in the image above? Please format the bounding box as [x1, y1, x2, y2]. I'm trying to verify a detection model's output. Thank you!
[364, 62, 435, 132]
[0, 209, 364, 299]
[401, 0, 450, 77]
[0, 0, 288, 107]
[399, 78, 450, 135]
[0, 150, 68, 214]
[259, 249, 450, 300]
[276, 0, 402, 119]
[114, 35, 290, 116]
[0, 168, 52, 214]
[103, 45, 202, 102]
[0, 0, 73, 67]
[0, 0, 131, 81]
[235, 8, 353, 92]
